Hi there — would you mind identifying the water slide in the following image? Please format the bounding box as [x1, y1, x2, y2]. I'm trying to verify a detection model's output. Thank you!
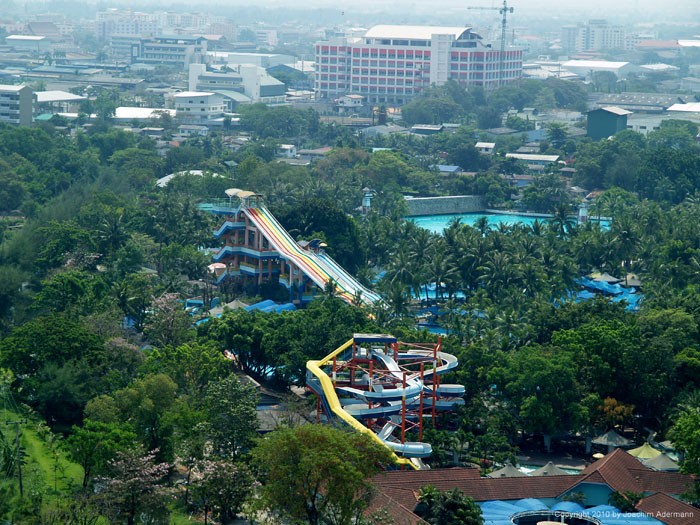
[243, 204, 379, 306]
[306, 338, 464, 469]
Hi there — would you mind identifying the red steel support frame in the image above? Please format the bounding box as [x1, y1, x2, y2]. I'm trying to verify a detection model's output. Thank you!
[419, 363, 424, 441]
[401, 371, 406, 445]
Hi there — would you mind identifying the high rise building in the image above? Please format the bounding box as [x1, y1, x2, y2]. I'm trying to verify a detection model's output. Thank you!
[314, 25, 523, 105]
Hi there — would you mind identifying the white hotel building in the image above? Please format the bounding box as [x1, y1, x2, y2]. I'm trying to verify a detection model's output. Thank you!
[315, 25, 523, 105]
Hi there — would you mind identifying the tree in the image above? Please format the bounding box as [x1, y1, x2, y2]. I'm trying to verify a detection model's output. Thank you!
[415, 485, 483, 525]
[251, 424, 394, 525]
[66, 420, 137, 487]
[546, 123, 569, 149]
[85, 374, 178, 462]
[608, 491, 643, 513]
[191, 459, 254, 524]
[144, 342, 231, 396]
[144, 293, 192, 348]
[200, 374, 259, 460]
[95, 448, 170, 525]
[278, 198, 365, 273]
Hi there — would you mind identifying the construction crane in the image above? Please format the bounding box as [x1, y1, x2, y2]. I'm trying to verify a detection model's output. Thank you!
[468, 0, 514, 87]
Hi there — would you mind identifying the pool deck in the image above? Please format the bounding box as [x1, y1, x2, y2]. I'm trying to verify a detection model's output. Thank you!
[516, 450, 589, 471]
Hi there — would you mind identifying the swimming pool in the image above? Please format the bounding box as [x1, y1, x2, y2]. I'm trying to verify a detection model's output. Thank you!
[410, 213, 610, 234]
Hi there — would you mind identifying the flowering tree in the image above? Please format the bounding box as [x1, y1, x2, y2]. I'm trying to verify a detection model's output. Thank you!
[96, 448, 171, 525]
[144, 293, 191, 348]
[191, 459, 254, 525]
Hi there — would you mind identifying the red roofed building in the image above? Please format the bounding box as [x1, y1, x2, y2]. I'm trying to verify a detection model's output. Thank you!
[368, 450, 696, 524]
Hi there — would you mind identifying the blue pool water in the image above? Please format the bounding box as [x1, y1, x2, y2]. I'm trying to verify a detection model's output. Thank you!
[410, 213, 609, 234]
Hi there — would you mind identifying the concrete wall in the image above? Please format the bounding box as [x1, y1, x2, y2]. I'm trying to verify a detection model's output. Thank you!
[405, 195, 485, 217]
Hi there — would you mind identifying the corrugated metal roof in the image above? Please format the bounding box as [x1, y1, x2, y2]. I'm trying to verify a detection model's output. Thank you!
[599, 106, 633, 116]
[364, 25, 471, 41]
[36, 90, 86, 103]
[668, 102, 700, 112]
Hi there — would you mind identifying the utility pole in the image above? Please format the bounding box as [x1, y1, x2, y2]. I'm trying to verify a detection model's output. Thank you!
[468, 0, 515, 88]
[5, 419, 26, 496]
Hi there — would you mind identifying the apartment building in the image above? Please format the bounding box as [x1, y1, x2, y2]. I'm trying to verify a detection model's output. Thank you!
[561, 20, 627, 53]
[96, 9, 159, 40]
[314, 25, 522, 105]
[0, 85, 36, 126]
[129, 35, 207, 69]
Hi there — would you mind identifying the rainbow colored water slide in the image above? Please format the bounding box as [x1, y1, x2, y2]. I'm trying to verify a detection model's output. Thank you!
[244, 205, 379, 306]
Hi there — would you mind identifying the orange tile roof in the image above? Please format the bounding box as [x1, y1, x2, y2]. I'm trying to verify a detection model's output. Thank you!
[636, 492, 698, 525]
[369, 450, 696, 520]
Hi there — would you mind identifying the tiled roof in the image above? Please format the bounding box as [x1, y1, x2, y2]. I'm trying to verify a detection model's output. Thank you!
[636, 492, 698, 525]
[629, 469, 695, 495]
[365, 488, 426, 524]
[374, 468, 583, 503]
[369, 450, 696, 520]
[576, 449, 694, 496]
[577, 448, 645, 493]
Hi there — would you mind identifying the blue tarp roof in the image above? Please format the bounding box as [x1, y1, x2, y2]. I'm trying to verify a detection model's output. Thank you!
[480, 500, 662, 525]
[244, 300, 276, 312]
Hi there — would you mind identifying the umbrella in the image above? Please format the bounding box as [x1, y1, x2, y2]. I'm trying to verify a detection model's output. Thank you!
[531, 462, 570, 476]
[591, 272, 621, 283]
[593, 430, 633, 454]
[643, 453, 679, 471]
[488, 464, 528, 478]
[657, 440, 675, 451]
[628, 443, 661, 459]
[592, 430, 632, 447]
[625, 274, 642, 287]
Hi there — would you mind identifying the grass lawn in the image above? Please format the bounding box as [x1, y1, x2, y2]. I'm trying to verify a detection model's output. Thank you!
[0, 407, 83, 492]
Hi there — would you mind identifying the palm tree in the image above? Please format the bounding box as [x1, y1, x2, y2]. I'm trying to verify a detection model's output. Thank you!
[612, 216, 639, 285]
[527, 219, 545, 237]
[474, 216, 490, 236]
[383, 281, 411, 319]
[97, 210, 128, 254]
[386, 249, 415, 291]
[551, 201, 576, 238]
[426, 246, 458, 304]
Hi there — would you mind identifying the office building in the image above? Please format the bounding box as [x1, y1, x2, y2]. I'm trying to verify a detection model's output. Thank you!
[0, 85, 36, 126]
[314, 25, 522, 104]
[189, 63, 286, 108]
[170, 91, 226, 123]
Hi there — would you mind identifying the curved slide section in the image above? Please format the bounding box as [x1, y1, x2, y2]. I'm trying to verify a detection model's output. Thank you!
[244, 205, 378, 306]
[306, 340, 417, 470]
[307, 336, 464, 469]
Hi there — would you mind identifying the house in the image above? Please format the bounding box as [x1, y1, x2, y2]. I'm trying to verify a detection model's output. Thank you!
[177, 124, 209, 136]
[298, 147, 332, 162]
[277, 144, 297, 158]
[337, 94, 364, 111]
[411, 124, 445, 136]
[429, 164, 462, 174]
[475, 141, 495, 154]
[505, 153, 560, 166]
